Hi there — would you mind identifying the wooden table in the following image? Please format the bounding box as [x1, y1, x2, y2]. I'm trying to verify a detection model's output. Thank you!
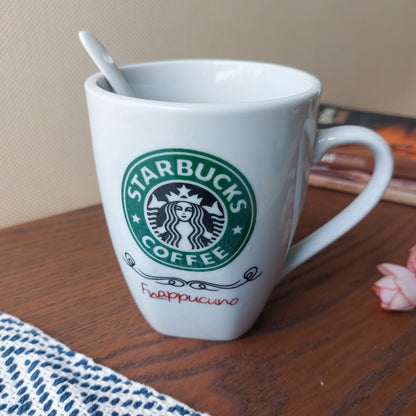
[1, 188, 416, 415]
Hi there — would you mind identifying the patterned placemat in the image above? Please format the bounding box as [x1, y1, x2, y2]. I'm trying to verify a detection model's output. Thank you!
[0, 311, 210, 416]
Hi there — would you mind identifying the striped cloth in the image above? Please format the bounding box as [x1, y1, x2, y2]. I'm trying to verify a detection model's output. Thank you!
[0, 312, 210, 416]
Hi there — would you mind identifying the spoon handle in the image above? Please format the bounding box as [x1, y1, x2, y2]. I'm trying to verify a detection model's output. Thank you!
[79, 31, 135, 97]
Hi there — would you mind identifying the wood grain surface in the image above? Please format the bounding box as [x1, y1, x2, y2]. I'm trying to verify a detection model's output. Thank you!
[1, 188, 416, 416]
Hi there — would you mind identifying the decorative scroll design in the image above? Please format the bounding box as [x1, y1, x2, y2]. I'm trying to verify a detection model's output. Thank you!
[123, 252, 262, 292]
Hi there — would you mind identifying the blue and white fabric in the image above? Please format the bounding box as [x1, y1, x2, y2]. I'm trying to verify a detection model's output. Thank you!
[0, 312, 210, 416]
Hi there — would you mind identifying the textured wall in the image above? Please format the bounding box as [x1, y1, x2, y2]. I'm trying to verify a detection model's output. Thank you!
[1, 0, 415, 227]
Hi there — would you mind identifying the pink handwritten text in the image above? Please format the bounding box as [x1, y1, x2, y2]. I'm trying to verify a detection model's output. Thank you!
[141, 283, 239, 306]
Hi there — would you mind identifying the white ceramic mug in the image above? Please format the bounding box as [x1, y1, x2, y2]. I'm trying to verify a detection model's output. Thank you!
[84, 60, 393, 341]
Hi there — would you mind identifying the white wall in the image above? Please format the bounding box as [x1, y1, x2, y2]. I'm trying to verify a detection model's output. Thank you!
[1, 0, 415, 227]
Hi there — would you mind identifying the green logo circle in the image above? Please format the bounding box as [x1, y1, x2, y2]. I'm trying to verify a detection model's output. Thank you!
[121, 149, 256, 271]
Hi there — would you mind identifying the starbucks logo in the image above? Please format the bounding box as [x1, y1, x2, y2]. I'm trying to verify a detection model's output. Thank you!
[121, 149, 256, 271]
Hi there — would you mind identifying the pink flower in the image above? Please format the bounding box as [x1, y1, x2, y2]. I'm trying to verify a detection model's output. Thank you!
[373, 263, 416, 311]
[407, 245, 416, 274]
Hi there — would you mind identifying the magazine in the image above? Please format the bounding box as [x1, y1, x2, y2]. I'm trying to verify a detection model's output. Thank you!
[309, 105, 416, 206]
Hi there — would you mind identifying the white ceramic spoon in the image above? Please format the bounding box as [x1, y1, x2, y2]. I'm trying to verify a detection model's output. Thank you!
[79, 31, 135, 97]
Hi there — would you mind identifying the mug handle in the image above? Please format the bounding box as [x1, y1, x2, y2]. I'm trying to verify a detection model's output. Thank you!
[281, 125, 394, 276]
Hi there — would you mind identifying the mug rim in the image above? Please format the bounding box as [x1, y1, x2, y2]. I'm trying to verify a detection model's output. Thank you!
[85, 59, 321, 110]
